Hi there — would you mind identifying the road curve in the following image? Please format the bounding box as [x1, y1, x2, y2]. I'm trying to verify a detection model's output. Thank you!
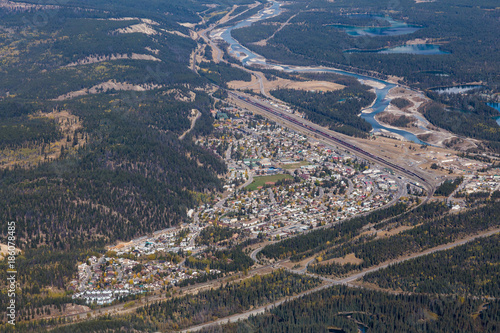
[179, 227, 500, 332]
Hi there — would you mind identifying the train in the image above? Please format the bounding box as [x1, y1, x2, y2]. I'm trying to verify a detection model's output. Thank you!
[230, 92, 428, 184]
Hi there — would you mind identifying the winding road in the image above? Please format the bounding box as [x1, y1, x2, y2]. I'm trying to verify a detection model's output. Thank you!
[180, 227, 500, 332]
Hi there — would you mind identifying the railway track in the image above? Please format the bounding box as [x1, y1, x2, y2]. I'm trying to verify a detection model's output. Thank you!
[229, 91, 434, 193]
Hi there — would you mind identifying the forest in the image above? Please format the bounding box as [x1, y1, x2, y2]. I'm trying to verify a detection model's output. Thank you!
[9, 270, 320, 332]
[270, 83, 375, 138]
[363, 234, 500, 298]
[232, 0, 500, 90]
[390, 98, 412, 109]
[199, 61, 252, 86]
[0, 0, 235, 321]
[0, 0, 499, 330]
[185, 245, 253, 273]
[200, 286, 499, 333]
[434, 177, 463, 197]
[419, 96, 500, 150]
[231, 0, 500, 145]
[309, 201, 500, 277]
[0, 116, 62, 149]
[135, 269, 320, 331]
[261, 200, 447, 261]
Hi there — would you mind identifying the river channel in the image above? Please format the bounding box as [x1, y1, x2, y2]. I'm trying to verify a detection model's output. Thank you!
[217, 1, 428, 145]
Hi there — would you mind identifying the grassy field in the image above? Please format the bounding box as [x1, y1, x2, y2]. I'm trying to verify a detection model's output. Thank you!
[280, 161, 309, 170]
[246, 174, 293, 191]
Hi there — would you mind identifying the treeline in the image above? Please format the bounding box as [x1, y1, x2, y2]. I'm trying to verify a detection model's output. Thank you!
[24, 270, 318, 332]
[185, 246, 253, 273]
[420, 99, 500, 148]
[270, 84, 375, 138]
[0, 16, 200, 101]
[0, 247, 96, 323]
[135, 270, 320, 331]
[363, 234, 500, 297]
[0, 116, 62, 149]
[372, 200, 449, 230]
[0, 88, 226, 250]
[219, 2, 266, 28]
[434, 177, 463, 197]
[199, 62, 252, 87]
[0, 0, 236, 326]
[390, 97, 412, 109]
[195, 226, 242, 246]
[201, 286, 500, 333]
[232, 0, 500, 90]
[261, 201, 447, 262]
[309, 201, 500, 277]
[261, 202, 409, 261]
[0, 95, 226, 252]
[377, 113, 415, 128]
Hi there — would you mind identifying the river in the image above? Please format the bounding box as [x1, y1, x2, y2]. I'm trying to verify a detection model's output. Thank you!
[217, 1, 428, 145]
[487, 103, 500, 126]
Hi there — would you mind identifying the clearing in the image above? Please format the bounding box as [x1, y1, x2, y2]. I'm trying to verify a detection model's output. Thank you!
[320, 253, 364, 266]
[229, 74, 344, 95]
[279, 161, 310, 170]
[246, 174, 293, 191]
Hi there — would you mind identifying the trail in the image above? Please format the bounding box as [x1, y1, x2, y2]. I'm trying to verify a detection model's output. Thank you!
[179, 110, 201, 140]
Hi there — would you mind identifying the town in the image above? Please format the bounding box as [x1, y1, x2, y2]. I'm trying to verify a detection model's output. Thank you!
[71, 103, 500, 305]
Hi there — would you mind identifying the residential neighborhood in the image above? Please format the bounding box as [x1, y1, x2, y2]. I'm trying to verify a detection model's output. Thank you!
[70, 104, 499, 306]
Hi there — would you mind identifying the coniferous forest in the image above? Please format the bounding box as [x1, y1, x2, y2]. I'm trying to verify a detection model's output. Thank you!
[363, 234, 500, 298]
[0, 0, 499, 331]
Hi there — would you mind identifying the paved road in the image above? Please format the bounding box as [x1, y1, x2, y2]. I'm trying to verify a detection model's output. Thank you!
[179, 227, 500, 332]
[61, 94, 476, 333]
[215, 166, 253, 210]
[346, 178, 354, 196]
[230, 93, 435, 195]
[268, 188, 276, 205]
[250, 245, 262, 262]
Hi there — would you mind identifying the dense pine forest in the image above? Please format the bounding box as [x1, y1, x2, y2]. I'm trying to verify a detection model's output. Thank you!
[434, 177, 463, 197]
[261, 200, 445, 261]
[135, 270, 320, 331]
[0, 0, 257, 322]
[270, 82, 375, 138]
[185, 246, 254, 273]
[309, 201, 500, 277]
[201, 286, 499, 333]
[232, 0, 500, 145]
[363, 234, 500, 298]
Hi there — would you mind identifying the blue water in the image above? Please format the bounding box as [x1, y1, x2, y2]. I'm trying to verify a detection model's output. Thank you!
[220, 1, 282, 65]
[220, 1, 428, 145]
[380, 44, 449, 55]
[331, 15, 420, 37]
[346, 44, 449, 55]
[487, 103, 500, 126]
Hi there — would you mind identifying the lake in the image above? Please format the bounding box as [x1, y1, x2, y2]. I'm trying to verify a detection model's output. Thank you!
[331, 15, 420, 37]
[487, 103, 500, 126]
[220, 1, 428, 145]
[346, 44, 449, 55]
[432, 85, 484, 94]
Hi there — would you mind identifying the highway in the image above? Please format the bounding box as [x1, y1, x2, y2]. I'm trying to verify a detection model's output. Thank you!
[180, 227, 500, 332]
[229, 91, 433, 191]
